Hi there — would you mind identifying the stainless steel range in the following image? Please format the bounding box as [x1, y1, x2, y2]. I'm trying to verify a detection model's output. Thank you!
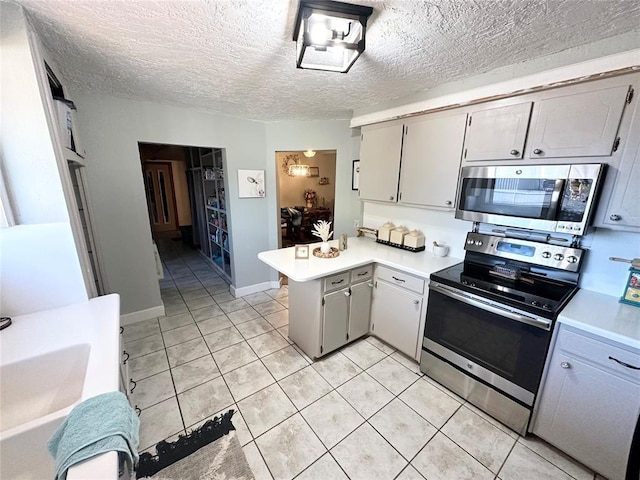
[420, 231, 583, 435]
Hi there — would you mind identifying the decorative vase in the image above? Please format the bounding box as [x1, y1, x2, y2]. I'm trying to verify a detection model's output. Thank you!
[306, 200, 313, 209]
[320, 242, 331, 254]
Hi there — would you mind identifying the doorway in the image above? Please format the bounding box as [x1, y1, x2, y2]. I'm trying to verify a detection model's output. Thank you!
[276, 150, 337, 248]
[138, 142, 233, 283]
[139, 143, 190, 241]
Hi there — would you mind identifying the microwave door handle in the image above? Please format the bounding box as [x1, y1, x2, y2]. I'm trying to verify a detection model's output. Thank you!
[430, 284, 552, 331]
[547, 179, 565, 220]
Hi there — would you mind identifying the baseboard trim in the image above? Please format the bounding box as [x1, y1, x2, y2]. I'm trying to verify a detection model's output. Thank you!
[231, 280, 281, 298]
[120, 305, 165, 326]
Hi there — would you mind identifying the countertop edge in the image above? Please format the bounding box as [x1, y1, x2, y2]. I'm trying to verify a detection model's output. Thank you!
[557, 289, 640, 351]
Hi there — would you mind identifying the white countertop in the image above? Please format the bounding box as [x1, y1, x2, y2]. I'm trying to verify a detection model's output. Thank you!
[558, 289, 640, 350]
[258, 236, 462, 283]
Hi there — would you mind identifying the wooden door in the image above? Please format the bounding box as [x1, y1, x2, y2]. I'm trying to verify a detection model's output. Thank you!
[143, 162, 178, 235]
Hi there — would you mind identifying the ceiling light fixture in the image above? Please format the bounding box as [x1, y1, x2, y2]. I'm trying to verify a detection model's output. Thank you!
[288, 164, 311, 177]
[293, 0, 374, 73]
[284, 153, 311, 176]
[303, 150, 317, 157]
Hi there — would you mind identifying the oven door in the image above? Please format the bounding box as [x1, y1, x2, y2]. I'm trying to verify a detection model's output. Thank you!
[423, 282, 552, 406]
[455, 164, 569, 232]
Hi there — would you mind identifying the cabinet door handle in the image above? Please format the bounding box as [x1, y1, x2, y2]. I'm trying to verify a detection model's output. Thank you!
[413, 300, 420, 305]
[123, 351, 130, 364]
[129, 378, 137, 392]
[510, 149, 520, 156]
[344, 291, 351, 297]
[445, 200, 452, 206]
[560, 362, 571, 369]
[367, 283, 374, 288]
[135, 406, 141, 416]
[392, 276, 405, 283]
[389, 196, 394, 201]
[609, 356, 640, 370]
[357, 271, 369, 276]
[533, 148, 544, 155]
[331, 279, 344, 285]
[120, 326, 124, 334]
[609, 214, 621, 222]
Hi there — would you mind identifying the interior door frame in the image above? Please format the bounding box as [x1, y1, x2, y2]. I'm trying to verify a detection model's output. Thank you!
[143, 160, 181, 235]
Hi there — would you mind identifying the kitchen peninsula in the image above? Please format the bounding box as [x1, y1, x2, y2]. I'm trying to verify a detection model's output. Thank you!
[258, 236, 460, 361]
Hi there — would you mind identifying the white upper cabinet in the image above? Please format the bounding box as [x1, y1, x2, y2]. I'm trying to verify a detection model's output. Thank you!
[359, 122, 403, 202]
[598, 115, 640, 230]
[462, 102, 533, 161]
[527, 85, 630, 159]
[399, 112, 468, 209]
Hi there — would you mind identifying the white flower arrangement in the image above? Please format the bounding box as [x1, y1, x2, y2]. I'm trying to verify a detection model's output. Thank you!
[311, 220, 333, 242]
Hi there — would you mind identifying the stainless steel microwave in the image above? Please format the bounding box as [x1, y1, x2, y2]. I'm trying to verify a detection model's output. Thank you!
[455, 164, 606, 235]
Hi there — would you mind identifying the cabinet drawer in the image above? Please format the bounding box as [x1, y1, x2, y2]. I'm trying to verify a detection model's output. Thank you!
[351, 264, 373, 283]
[558, 326, 640, 384]
[324, 272, 351, 292]
[376, 266, 425, 294]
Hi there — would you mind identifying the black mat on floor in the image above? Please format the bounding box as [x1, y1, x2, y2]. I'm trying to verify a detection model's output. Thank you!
[136, 409, 236, 478]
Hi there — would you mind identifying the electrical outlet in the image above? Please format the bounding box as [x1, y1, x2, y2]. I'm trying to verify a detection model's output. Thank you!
[353, 220, 360, 229]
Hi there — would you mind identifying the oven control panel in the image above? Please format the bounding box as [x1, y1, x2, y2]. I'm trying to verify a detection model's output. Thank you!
[464, 233, 584, 272]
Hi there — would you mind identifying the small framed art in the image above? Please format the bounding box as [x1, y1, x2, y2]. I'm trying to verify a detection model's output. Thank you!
[295, 244, 310, 259]
[238, 169, 265, 198]
[352, 160, 360, 190]
[308, 167, 319, 177]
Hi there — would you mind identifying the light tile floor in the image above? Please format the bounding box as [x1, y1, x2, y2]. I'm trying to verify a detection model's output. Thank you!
[123, 242, 602, 480]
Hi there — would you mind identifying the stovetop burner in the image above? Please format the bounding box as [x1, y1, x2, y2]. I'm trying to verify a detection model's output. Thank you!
[431, 260, 579, 319]
[430, 233, 580, 320]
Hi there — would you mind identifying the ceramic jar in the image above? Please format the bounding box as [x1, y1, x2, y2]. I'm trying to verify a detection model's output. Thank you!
[377, 222, 395, 242]
[404, 230, 425, 249]
[389, 226, 409, 245]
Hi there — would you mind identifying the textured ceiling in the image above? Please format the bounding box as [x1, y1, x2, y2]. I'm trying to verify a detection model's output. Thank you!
[13, 0, 640, 121]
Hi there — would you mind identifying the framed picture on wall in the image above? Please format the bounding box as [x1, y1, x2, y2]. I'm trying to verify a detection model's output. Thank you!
[308, 167, 319, 177]
[238, 169, 265, 198]
[352, 160, 360, 190]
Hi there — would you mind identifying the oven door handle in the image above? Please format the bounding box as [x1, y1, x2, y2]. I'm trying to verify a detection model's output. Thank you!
[430, 284, 552, 331]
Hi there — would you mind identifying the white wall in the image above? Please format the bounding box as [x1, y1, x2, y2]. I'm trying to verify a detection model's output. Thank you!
[0, 4, 87, 317]
[0, 3, 68, 224]
[265, 120, 361, 280]
[363, 203, 471, 260]
[363, 202, 640, 297]
[72, 93, 271, 315]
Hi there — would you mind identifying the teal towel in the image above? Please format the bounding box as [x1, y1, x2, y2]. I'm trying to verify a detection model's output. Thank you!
[48, 391, 140, 480]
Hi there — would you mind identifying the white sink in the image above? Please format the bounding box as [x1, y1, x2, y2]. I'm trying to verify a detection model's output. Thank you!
[0, 295, 120, 480]
[0, 343, 90, 432]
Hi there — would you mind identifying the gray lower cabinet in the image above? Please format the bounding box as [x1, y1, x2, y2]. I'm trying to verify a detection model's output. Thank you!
[322, 287, 350, 355]
[288, 265, 374, 359]
[349, 280, 373, 339]
[533, 325, 640, 480]
[370, 266, 426, 359]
